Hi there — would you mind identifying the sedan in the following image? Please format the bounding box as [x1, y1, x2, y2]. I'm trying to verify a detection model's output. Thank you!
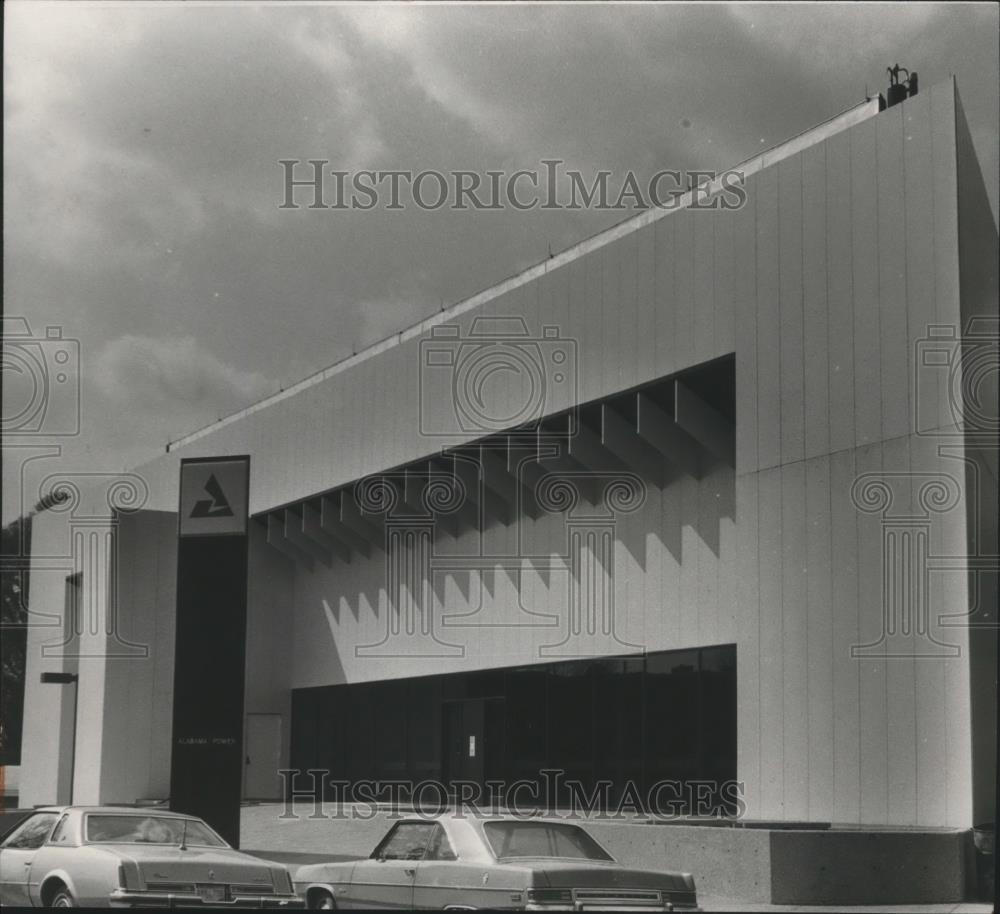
[0, 805, 303, 908]
[294, 814, 699, 910]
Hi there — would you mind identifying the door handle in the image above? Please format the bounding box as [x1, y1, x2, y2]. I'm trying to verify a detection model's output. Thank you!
[404, 867, 415, 877]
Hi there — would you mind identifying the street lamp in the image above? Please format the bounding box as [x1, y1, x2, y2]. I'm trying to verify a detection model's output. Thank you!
[40, 672, 79, 804]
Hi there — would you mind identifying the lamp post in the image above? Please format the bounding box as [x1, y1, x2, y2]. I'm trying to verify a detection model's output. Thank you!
[40, 672, 79, 804]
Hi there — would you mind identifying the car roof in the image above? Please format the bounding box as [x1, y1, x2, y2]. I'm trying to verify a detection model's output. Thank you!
[31, 806, 203, 819]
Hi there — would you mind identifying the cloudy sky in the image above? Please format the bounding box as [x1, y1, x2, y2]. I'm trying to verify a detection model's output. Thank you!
[3, 1, 997, 522]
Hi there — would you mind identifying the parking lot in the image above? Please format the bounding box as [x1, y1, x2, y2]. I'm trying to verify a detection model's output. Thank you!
[240, 804, 993, 912]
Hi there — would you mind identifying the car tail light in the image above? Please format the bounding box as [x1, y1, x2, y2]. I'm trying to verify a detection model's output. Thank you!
[526, 888, 573, 904]
[118, 860, 140, 890]
[270, 866, 294, 895]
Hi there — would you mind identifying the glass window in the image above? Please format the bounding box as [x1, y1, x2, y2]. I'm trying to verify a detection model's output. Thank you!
[84, 815, 226, 847]
[3, 813, 59, 849]
[423, 825, 457, 861]
[645, 649, 700, 788]
[372, 822, 436, 861]
[483, 822, 613, 861]
[48, 814, 71, 844]
[505, 668, 547, 779]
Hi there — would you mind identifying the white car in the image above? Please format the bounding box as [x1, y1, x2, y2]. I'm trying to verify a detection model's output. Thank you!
[295, 814, 699, 910]
[0, 805, 303, 908]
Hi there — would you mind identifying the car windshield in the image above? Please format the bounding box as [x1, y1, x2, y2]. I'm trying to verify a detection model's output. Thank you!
[85, 815, 227, 847]
[483, 822, 614, 861]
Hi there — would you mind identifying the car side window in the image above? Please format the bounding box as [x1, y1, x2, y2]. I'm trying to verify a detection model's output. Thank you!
[424, 825, 458, 862]
[47, 814, 71, 844]
[2, 813, 59, 850]
[372, 823, 436, 861]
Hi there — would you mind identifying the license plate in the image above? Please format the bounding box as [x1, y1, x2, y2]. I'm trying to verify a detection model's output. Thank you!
[580, 902, 664, 914]
[197, 885, 226, 903]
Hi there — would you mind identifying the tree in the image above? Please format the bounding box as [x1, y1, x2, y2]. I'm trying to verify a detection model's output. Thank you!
[0, 514, 31, 766]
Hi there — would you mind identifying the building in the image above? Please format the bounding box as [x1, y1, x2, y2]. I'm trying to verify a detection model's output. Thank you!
[18, 78, 998, 903]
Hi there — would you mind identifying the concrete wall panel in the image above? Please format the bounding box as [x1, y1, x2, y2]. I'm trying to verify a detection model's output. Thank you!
[778, 156, 805, 465]
[850, 119, 882, 449]
[876, 106, 910, 442]
[673, 211, 696, 382]
[901, 91, 937, 435]
[779, 460, 808, 820]
[804, 455, 833, 821]
[654, 214, 677, 379]
[694, 209, 715, 366]
[801, 143, 829, 460]
[733, 177, 758, 474]
[754, 168, 781, 470]
[825, 129, 855, 454]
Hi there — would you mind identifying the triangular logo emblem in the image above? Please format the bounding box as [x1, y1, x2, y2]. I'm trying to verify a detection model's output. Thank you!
[190, 474, 234, 518]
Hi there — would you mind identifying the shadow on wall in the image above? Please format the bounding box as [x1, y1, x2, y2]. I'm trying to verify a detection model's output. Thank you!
[311, 455, 735, 629]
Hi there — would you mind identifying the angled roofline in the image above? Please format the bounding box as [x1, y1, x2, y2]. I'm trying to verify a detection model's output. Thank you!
[166, 94, 883, 453]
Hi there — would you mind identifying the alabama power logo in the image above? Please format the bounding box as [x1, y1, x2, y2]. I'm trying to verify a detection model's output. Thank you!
[190, 474, 235, 518]
[179, 458, 248, 536]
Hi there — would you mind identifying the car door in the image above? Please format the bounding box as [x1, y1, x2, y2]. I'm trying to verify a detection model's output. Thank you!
[347, 821, 435, 909]
[411, 823, 468, 910]
[0, 812, 60, 907]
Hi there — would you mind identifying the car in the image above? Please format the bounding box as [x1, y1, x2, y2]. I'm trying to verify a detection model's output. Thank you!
[0, 805, 304, 908]
[294, 814, 699, 910]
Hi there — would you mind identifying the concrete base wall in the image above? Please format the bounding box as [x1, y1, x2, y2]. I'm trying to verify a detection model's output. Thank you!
[768, 829, 969, 904]
[585, 821, 772, 903]
[239, 803, 972, 904]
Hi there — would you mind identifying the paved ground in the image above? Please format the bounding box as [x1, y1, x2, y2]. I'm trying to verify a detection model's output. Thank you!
[696, 901, 991, 913]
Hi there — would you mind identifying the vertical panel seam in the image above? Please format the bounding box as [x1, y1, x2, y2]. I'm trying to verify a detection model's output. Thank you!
[799, 160, 810, 821]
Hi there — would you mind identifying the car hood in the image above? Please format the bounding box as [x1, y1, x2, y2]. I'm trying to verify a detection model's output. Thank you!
[94, 844, 277, 889]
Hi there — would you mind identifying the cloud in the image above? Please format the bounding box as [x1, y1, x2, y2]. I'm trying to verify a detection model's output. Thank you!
[3, 4, 391, 271]
[339, 6, 517, 147]
[727, 3, 938, 71]
[95, 335, 275, 414]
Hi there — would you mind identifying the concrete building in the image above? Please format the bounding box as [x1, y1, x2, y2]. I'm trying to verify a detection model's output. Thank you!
[18, 79, 997, 903]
